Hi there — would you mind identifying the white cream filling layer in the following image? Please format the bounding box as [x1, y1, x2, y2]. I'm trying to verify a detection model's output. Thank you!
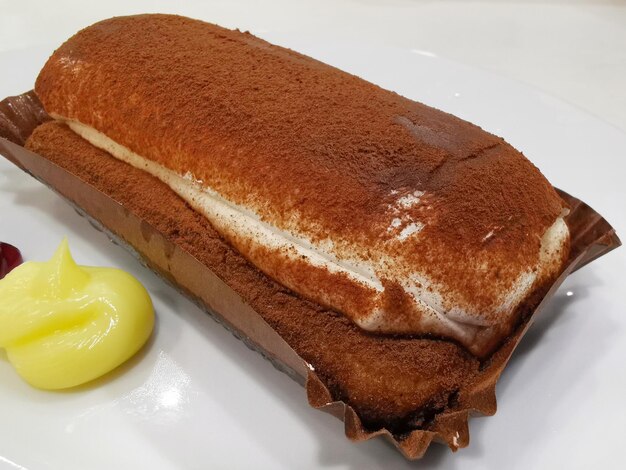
[61, 117, 568, 339]
[63, 119, 383, 294]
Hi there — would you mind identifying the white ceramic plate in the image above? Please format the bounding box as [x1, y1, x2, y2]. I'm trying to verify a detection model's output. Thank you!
[0, 36, 624, 470]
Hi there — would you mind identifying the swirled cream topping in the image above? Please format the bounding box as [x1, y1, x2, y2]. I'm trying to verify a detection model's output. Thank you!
[0, 239, 154, 389]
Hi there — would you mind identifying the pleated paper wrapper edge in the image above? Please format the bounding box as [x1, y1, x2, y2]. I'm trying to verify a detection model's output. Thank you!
[0, 91, 621, 460]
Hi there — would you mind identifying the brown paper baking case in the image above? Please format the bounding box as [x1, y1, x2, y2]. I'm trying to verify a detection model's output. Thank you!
[0, 91, 620, 460]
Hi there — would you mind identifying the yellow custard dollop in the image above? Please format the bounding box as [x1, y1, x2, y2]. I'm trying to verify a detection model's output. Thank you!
[0, 239, 154, 389]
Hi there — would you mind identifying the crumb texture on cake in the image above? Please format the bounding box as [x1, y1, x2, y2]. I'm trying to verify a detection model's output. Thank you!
[35, 14, 569, 356]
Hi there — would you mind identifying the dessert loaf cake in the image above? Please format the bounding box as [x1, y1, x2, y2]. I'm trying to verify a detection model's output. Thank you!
[35, 14, 570, 358]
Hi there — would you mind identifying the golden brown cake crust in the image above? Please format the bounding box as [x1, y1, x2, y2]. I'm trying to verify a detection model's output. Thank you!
[35, 14, 567, 356]
[26, 120, 481, 429]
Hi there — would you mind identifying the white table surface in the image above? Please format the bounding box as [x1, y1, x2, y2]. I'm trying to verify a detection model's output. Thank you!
[0, 2, 624, 469]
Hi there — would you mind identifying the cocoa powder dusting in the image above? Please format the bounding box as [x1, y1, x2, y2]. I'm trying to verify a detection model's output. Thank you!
[34, 14, 567, 347]
[26, 121, 479, 429]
